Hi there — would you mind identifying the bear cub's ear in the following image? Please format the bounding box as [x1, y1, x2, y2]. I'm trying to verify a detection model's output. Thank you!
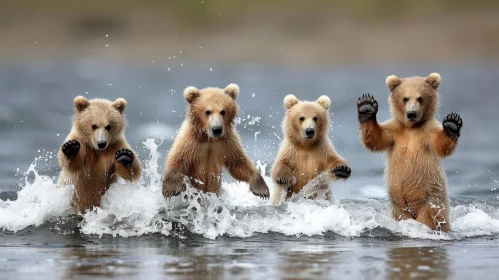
[316, 95, 331, 110]
[284, 94, 299, 109]
[425, 73, 441, 89]
[184, 86, 201, 103]
[113, 98, 127, 113]
[224, 83, 240, 100]
[386, 75, 402, 91]
[74, 96, 90, 112]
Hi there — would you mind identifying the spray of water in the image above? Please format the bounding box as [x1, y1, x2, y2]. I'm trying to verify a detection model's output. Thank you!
[1, 138, 499, 240]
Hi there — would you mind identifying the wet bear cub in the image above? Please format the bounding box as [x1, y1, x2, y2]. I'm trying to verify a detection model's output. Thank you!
[271, 94, 351, 204]
[162, 84, 270, 199]
[58, 96, 142, 213]
[357, 73, 462, 232]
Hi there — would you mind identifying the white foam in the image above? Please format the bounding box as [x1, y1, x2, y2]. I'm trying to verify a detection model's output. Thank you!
[1, 138, 499, 241]
[0, 159, 72, 232]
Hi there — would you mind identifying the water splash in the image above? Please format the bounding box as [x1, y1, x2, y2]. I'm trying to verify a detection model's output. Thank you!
[0, 158, 72, 232]
[1, 138, 499, 241]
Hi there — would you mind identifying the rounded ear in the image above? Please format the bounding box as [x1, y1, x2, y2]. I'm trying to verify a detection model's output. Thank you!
[284, 94, 299, 109]
[184, 86, 200, 103]
[426, 72, 441, 89]
[113, 98, 127, 113]
[386, 75, 402, 91]
[74, 96, 90, 112]
[224, 83, 240, 100]
[316, 95, 331, 110]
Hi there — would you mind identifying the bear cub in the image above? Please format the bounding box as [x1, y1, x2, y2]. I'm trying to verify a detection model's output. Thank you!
[162, 84, 270, 199]
[58, 96, 142, 213]
[271, 94, 351, 204]
[357, 73, 462, 232]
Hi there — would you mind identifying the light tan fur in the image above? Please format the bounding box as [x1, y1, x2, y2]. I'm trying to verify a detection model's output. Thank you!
[272, 95, 349, 204]
[360, 73, 457, 232]
[162, 84, 269, 198]
[58, 96, 142, 213]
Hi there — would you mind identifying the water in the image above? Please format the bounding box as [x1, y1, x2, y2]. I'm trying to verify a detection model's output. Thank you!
[1, 59, 499, 279]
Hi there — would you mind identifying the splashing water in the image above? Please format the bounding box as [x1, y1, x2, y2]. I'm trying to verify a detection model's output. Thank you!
[1, 138, 499, 240]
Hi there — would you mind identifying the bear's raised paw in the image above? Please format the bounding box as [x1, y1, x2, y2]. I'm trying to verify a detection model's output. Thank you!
[443, 112, 462, 140]
[357, 93, 378, 123]
[62, 140, 80, 158]
[333, 165, 351, 179]
[115, 148, 134, 167]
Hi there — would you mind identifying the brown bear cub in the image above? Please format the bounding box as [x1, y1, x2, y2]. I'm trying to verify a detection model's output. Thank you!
[162, 84, 270, 199]
[357, 73, 462, 232]
[271, 94, 351, 204]
[58, 96, 142, 213]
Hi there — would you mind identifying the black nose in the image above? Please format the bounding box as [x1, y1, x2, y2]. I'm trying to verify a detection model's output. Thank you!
[305, 128, 315, 138]
[97, 141, 107, 149]
[212, 126, 223, 137]
[407, 111, 417, 121]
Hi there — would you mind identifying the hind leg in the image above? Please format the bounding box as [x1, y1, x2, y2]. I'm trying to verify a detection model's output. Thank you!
[416, 197, 450, 232]
[391, 200, 414, 221]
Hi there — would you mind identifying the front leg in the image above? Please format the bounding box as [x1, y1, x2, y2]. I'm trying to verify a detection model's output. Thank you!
[429, 112, 463, 157]
[327, 158, 351, 180]
[162, 170, 187, 199]
[58, 139, 84, 172]
[271, 162, 295, 187]
[226, 156, 269, 199]
[357, 94, 393, 151]
[115, 148, 142, 181]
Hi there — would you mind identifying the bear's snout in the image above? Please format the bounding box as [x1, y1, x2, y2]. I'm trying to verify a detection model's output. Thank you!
[407, 111, 418, 122]
[305, 128, 315, 139]
[97, 141, 107, 149]
[212, 126, 223, 137]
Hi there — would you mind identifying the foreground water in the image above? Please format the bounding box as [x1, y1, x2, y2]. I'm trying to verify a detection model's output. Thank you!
[1, 138, 499, 279]
[1, 61, 499, 279]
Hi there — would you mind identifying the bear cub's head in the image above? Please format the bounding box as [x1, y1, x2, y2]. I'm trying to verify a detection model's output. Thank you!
[283, 94, 331, 146]
[386, 73, 441, 126]
[184, 83, 239, 139]
[73, 96, 127, 151]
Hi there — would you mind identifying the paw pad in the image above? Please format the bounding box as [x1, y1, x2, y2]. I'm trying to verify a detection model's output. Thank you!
[443, 112, 463, 140]
[333, 165, 351, 179]
[62, 140, 80, 157]
[357, 93, 378, 123]
[115, 148, 134, 166]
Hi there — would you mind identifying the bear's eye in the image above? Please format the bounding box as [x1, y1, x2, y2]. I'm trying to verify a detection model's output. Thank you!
[299, 117, 305, 121]
[92, 124, 98, 130]
[220, 110, 226, 116]
[417, 97, 424, 103]
[206, 110, 212, 115]
[105, 125, 111, 131]
[313, 116, 318, 122]
[403, 97, 409, 103]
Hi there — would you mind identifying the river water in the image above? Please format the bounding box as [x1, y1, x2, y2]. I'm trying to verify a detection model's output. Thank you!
[1, 59, 499, 279]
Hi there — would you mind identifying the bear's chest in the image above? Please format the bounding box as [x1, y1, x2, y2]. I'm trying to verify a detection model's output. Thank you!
[84, 152, 117, 179]
[392, 130, 428, 157]
[193, 142, 225, 169]
[294, 149, 324, 177]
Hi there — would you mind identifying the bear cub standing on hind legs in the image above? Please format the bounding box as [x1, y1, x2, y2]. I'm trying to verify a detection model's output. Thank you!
[162, 84, 270, 199]
[271, 94, 351, 204]
[357, 73, 463, 232]
[58, 96, 142, 213]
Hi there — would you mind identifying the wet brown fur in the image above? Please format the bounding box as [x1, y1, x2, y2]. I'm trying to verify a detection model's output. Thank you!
[58, 97, 142, 213]
[272, 95, 348, 204]
[360, 73, 457, 232]
[162, 84, 268, 197]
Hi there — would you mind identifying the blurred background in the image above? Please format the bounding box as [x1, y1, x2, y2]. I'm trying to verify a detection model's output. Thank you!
[1, 0, 499, 198]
